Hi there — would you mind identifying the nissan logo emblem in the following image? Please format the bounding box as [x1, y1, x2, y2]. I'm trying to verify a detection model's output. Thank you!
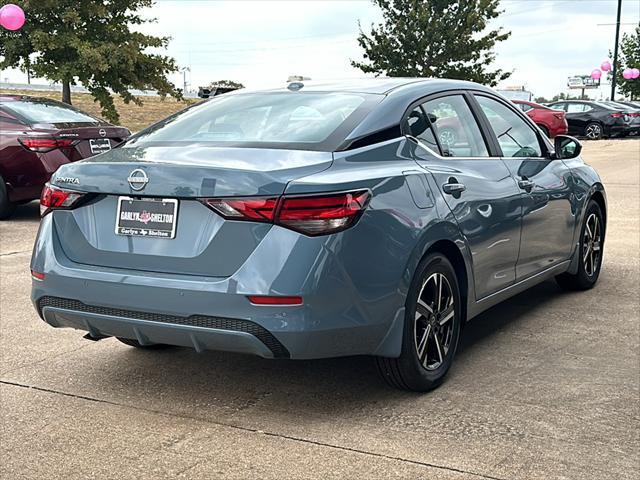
[99, 129, 107, 138]
[127, 169, 149, 191]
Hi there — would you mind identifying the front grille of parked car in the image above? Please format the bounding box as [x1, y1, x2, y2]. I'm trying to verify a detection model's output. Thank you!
[37, 296, 290, 358]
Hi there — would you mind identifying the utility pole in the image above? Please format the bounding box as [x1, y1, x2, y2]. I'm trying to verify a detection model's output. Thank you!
[610, 0, 623, 100]
[180, 67, 190, 95]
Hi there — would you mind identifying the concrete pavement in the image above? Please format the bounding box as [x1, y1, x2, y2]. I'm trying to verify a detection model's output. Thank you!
[1, 140, 638, 479]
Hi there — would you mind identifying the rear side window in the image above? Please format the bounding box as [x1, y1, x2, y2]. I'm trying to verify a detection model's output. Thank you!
[404, 106, 439, 152]
[517, 103, 533, 112]
[2, 99, 100, 124]
[420, 95, 489, 157]
[566, 103, 590, 113]
[127, 92, 375, 151]
[475, 95, 543, 158]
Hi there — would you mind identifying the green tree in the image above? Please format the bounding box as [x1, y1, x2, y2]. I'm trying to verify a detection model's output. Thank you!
[609, 25, 640, 100]
[0, 0, 182, 123]
[208, 80, 245, 89]
[352, 0, 511, 86]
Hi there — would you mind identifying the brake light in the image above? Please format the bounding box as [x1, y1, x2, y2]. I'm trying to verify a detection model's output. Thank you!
[610, 112, 624, 118]
[204, 197, 278, 222]
[202, 190, 370, 236]
[18, 137, 79, 152]
[40, 183, 85, 217]
[553, 112, 564, 119]
[277, 190, 370, 235]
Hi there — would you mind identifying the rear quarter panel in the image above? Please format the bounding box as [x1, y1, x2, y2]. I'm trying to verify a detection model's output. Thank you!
[285, 138, 470, 357]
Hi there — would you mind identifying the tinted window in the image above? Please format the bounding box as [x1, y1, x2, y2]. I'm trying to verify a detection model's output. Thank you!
[421, 95, 488, 157]
[2, 98, 100, 124]
[127, 92, 371, 150]
[517, 103, 533, 112]
[404, 106, 439, 152]
[476, 95, 542, 158]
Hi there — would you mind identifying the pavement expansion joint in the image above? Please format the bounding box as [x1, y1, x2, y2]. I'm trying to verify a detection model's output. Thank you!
[0, 379, 509, 480]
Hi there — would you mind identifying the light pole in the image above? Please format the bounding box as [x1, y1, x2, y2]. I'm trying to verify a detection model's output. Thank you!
[180, 67, 191, 95]
[610, 0, 623, 100]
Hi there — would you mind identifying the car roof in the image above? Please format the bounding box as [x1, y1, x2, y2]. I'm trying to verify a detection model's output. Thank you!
[249, 77, 493, 96]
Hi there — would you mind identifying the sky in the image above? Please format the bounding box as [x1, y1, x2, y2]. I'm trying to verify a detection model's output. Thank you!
[2, 0, 639, 99]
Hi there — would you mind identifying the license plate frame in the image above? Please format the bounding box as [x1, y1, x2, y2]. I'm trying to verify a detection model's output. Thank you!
[89, 138, 111, 154]
[115, 196, 179, 239]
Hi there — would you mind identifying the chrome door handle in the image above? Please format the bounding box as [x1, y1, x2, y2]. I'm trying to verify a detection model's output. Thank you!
[518, 178, 535, 192]
[442, 178, 466, 196]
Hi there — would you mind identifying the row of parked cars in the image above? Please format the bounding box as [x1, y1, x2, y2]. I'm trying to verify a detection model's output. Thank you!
[0, 92, 638, 220]
[514, 98, 640, 140]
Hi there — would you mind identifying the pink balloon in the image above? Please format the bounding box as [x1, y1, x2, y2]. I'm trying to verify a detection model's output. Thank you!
[591, 69, 602, 80]
[623, 68, 634, 80]
[601, 60, 612, 72]
[0, 4, 26, 31]
[632, 68, 640, 79]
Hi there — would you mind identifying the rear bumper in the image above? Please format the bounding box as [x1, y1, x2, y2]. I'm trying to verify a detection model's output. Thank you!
[30, 214, 406, 359]
[39, 297, 283, 358]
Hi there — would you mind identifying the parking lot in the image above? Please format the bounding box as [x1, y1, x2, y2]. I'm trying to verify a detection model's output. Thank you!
[0, 139, 638, 479]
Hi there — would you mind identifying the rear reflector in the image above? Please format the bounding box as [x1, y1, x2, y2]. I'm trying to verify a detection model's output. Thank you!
[247, 295, 303, 305]
[31, 270, 45, 281]
[40, 183, 85, 217]
[202, 190, 370, 236]
[19, 137, 79, 152]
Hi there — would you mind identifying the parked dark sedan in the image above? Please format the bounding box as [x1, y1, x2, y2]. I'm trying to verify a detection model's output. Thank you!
[31, 79, 606, 392]
[599, 101, 640, 136]
[0, 95, 130, 219]
[547, 99, 632, 139]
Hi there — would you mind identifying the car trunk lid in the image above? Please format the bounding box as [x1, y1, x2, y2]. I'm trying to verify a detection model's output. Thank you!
[50, 145, 333, 277]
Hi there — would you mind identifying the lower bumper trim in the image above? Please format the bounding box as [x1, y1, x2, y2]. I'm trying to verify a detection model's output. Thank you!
[37, 296, 290, 358]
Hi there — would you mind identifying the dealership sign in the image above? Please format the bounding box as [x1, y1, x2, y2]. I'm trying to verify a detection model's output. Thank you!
[567, 75, 600, 89]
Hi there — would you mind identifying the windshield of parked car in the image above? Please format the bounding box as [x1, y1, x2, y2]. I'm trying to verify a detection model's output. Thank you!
[125, 92, 375, 151]
[2, 98, 101, 124]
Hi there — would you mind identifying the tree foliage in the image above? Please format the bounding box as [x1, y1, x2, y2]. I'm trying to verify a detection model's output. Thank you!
[208, 80, 245, 89]
[0, 0, 182, 123]
[352, 0, 511, 86]
[609, 25, 640, 100]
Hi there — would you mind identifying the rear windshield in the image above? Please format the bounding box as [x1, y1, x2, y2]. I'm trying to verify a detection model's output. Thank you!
[125, 92, 377, 151]
[2, 98, 101, 124]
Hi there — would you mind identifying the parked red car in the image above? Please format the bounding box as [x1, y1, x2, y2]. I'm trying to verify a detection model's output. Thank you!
[512, 100, 568, 138]
[0, 95, 130, 219]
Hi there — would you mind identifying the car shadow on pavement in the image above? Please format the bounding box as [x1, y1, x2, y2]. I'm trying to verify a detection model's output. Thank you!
[91, 279, 567, 417]
[9, 200, 40, 221]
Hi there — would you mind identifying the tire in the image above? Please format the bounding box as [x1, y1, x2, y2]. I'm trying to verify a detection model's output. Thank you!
[584, 122, 603, 140]
[376, 253, 462, 392]
[556, 200, 604, 291]
[537, 124, 550, 138]
[116, 337, 170, 349]
[0, 177, 16, 220]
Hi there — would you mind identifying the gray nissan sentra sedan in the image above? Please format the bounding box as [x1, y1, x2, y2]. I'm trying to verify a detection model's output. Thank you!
[30, 78, 606, 391]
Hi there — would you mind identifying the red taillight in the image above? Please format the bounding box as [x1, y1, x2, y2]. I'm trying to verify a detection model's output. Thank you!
[630, 112, 639, 117]
[247, 295, 303, 306]
[202, 190, 370, 236]
[553, 112, 564, 119]
[18, 137, 79, 152]
[277, 190, 370, 235]
[40, 183, 85, 217]
[610, 112, 624, 118]
[204, 197, 279, 222]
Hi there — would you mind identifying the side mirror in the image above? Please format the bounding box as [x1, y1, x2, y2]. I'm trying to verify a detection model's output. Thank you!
[553, 135, 582, 160]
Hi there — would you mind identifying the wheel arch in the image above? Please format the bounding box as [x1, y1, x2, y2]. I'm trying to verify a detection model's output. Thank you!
[372, 220, 474, 358]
